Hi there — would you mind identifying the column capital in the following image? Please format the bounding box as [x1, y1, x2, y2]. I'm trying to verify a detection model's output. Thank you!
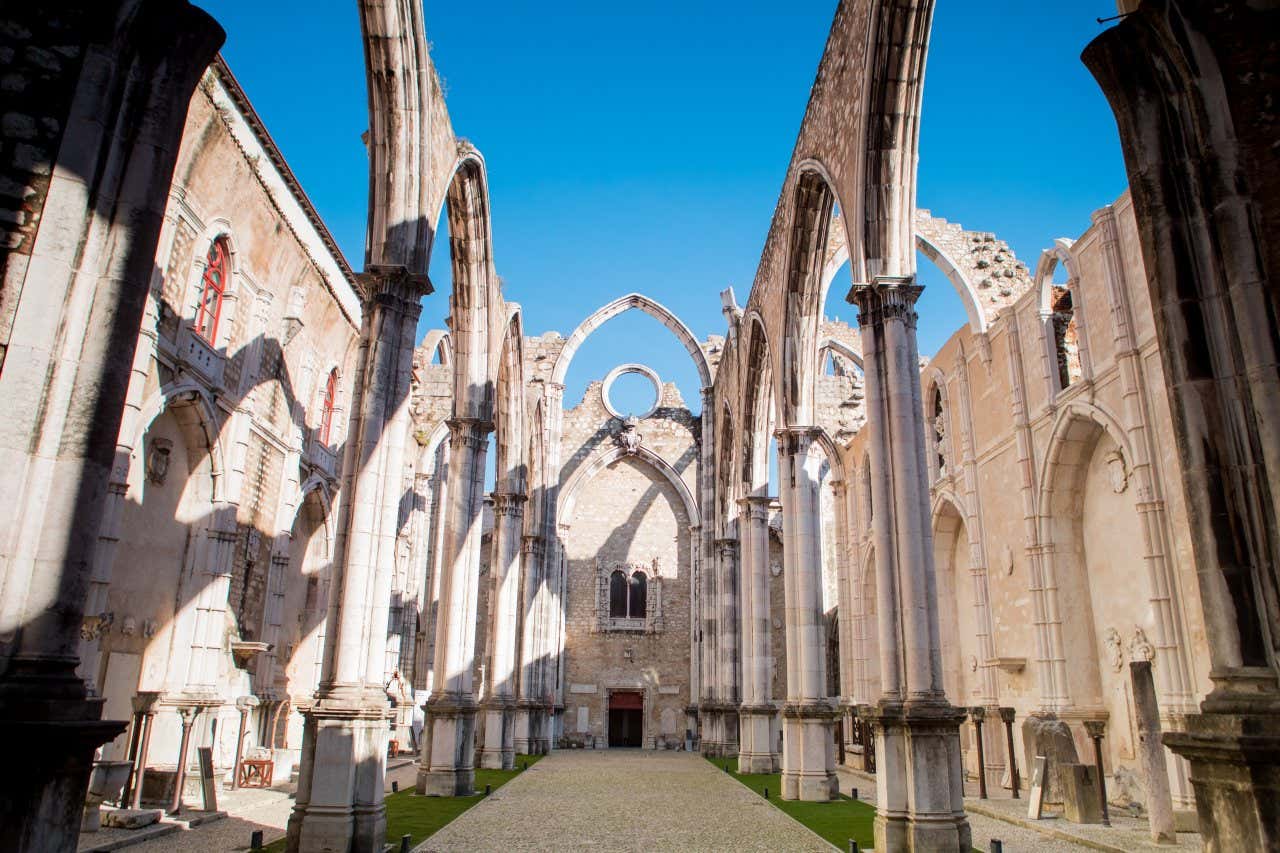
[714, 537, 739, 556]
[849, 275, 923, 328]
[357, 263, 433, 305]
[446, 417, 494, 449]
[521, 534, 545, 559]
[491, 491, 528, 517]
[737, 495, 774, 521]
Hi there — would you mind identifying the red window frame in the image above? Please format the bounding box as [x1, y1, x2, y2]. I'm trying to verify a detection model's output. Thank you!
[195, 238, 228, 343]
[319, 368, 338, 446]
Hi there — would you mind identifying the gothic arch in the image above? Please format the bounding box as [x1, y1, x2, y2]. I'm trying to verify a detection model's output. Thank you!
[550, 292, 712, 390]
[558, 444, 699, 526]
[738, 312, 777, 495]
[781, 166, 838, 426]
[421, 329, 453, 366]
[493, 307, 527, 495]
[130, 381, 229, 503]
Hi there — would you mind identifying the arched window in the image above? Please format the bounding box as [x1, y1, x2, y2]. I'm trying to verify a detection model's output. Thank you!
[319, 368, 338, 445]
[1050, 285, 1082, 391]
[931, 385, 947, 480]
[609, 570, 628, 618]
[629, 571, 647, 619]
[195, 237, 229, 344]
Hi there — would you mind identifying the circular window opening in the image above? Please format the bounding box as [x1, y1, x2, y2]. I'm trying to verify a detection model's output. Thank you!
[602, 364, 661, 419]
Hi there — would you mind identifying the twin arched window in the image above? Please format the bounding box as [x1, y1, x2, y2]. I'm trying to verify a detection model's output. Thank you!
[318, 368, 339, 445]
[195, 237, 229, 344]
[609, 570, 647, 619]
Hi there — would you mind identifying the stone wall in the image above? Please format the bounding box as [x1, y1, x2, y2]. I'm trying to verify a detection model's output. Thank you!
[557, 379, 698, 748]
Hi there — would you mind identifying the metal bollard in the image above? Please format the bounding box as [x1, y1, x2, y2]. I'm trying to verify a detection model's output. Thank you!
[391, 780, 399, 793]
[485, 784, 492, 795]
[250, 830, 263, 850]
[764, 787, 769, 799]
[990, 840, 1003, 853]
[400, 833, 411, 853]
[851, 787, 858, 800]
[848, 841, 859, 853]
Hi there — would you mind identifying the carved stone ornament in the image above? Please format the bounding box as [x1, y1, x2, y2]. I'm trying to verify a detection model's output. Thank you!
[145, 437, 174, 486]
[120, 615, 138, 637]
[614, 415, 643, 455]
[1003, 544, 1015, 577]
[1105, 449, 1129, 494]
[141, 619, 159, 638]
[969, 655, 979, 673]
[770, 562, 782, 578]
[1103, 626, 1125, 672]
[1129, 626, 1155, 663]
[772, 616, 783, 630]
[80, 611, 114, 641]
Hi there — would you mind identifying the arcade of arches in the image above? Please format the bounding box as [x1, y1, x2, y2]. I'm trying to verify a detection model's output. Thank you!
[0, 2, 1277, 852]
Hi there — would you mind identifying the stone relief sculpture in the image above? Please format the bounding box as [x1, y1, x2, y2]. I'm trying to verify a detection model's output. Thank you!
[1129, 626, 1155, 663]
[1103, 626, 1126, 672]
[145, 437, 173, 485]
[614, 415, 643, 455]
[1105, 449, 1129, 494]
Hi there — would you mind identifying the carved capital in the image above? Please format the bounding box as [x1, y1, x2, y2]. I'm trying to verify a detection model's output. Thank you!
[491, 491, 528, 517]
[446, 417, 494, 451]
[849, 275, 923, 330]
[357, 264, 433, 306]
[521, 535, 546, 560]
[738, 495, 773, 523]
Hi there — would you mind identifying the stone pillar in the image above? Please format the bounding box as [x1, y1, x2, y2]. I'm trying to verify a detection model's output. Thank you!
[715, 537, 740, 755]
[775, 426, 837, 801]
[738, 496, 778, 773]
[514, 535, 546, 756]
[1131, 661, 1176, 844]
[288, 267, 429, 853]
[480, 492, 525, 770]
[0, 6, 221, 847]
[1084, 6, 1280, 850]
[851, 277, 970, 852]
[418, 417, 493, 796]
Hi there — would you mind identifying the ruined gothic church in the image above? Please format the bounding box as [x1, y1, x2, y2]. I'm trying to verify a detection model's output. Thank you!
[0, 2, 1276, 853]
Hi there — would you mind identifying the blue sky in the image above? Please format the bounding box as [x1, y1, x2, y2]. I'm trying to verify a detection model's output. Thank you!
[198, 1, 1127, 415]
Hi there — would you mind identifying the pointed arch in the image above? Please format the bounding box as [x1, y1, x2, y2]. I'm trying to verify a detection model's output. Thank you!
[550, 292, 712, 390]
[494, 306, 527, 495]
[738, 312, 777, 495]
[130, 381, 228, 503]
[559, 444, 699, 526]
[781, 166, 838, 426]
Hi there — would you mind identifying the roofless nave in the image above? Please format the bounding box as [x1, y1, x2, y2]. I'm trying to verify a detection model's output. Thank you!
[0, 2, 1276, 852]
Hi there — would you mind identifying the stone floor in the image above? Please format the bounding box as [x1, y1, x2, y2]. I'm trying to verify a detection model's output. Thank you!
[419, 750, 833, 852]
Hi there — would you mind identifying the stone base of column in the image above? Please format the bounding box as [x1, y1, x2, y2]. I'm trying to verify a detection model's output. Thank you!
[1164, 682, 1280, 853]
[417, 694, 478, 796]
[781, 701, 839, 801]
[870, 698, 970, 853]
[699, 706, 723, 756]
[723, 707, 740, 756]
[479, 701, 515, 770]
[738, 705, 779, 773]
[513, 704, 535, 755]
[0, 682, 126, 852]
[286, 686, 389, 853]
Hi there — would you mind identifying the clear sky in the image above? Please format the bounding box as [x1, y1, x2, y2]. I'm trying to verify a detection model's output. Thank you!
[196, 1, 1127, 415]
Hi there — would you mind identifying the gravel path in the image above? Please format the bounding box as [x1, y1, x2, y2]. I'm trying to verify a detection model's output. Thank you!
[420, 750, 834, 852]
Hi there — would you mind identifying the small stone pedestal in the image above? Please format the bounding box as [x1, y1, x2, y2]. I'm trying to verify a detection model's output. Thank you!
[1061, 763, 1104, 824]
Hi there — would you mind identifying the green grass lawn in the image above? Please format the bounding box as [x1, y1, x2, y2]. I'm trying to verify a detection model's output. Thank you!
[706, 756, 876, 851]
[261, 755, 542, 852]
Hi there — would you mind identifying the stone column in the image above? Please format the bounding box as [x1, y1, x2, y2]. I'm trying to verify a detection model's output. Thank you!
[480, 492, 525, 770]
[1084, 7, 1280, 850]
[738, 496, 778, 773]
[775, 426, 837, 801]
[418, 417, 493, 796]
[851, 277, 970, 852]
[715, 537, 741, 755]
[288, 266, 429, 853]
[0, 6, 221, 847]
[514, 535, 546, 755]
